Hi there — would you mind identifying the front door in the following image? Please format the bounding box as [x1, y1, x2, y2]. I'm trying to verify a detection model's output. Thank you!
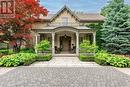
[60, 36, 71, 51]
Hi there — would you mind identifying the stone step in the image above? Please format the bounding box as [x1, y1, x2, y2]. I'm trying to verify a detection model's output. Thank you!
[54, 54, 78, 57]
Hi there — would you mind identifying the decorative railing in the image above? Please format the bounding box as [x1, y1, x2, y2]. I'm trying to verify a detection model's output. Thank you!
[46, 22, 83, 27]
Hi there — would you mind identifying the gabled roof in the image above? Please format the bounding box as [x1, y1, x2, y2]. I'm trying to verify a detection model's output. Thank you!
[37, 6, 105, 22]
[50, 5, 80, 21]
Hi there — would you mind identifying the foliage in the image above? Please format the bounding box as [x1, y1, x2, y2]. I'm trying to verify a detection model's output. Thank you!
[35, 40, 51, 52]
[95, 51, 130, 67]
[0, 43, 8, 49]
[0, 49, 14, 56]
[0, 0, 48, 52]
[0, 54, 21, 67]
[107, 54, 130, 67]
[95, 51, 110, 65]
[79, 54, 95, 61]
[0, 52, 53, 67]
[86, 23, 103, 49]
[101, 0, 114, 16]
[18, 53, 38, 66]
[0, 53, 38, 67]
[20, 48, 35, 53]
[79, 40, 97, 61]
[37, 54, 52, 61]
[0, 50, 9, 55]
[101, 0, 130, 16]
[80, 40, 97, 53]
[101, 0, 130, 55]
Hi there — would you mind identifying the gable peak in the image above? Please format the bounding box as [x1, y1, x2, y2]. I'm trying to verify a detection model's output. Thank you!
[50, 5, 79, 21]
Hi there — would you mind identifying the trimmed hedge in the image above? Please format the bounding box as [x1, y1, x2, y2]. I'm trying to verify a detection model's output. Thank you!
[20, 48, 35, 53]
[79, 54, 95, 61]
[37, 54, 52, 61]
[0, 50, 9, 55]
[0, 50, 14, 56]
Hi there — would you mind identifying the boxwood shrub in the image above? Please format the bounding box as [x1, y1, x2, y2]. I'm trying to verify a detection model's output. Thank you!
[20, 48, 35, 53]
[0, 50, 14, 56]
[37, 54, 52, 61]
[0, 50, 9, 55]
[79, 54, 95, 61]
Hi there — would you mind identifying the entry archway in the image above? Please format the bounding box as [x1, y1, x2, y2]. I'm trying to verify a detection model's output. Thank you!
[54, 30, 76, 54]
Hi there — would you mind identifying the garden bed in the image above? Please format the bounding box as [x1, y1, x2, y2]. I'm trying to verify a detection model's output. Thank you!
[0, 53, 52, 67]
[95, 51, 130, 68]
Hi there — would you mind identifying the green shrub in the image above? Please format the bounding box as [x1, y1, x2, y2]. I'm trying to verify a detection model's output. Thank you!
[95, 51, 130, 67]
[37, 54, 52, 61]
[0, 54, 21, 67]
[35, 40, 51, 52]
[20, 48, 35, 53]
[80, 40, 97, 53]
[8, 50, 15, 55]
[79, 40, 97, 62]
[79, 54, 95, 61]
[0, 49, 14, 56]
[0, 50, 9, 55]
[128, 61, 130, 67]
[17, 53, 38, 66]
[0, 53, 3, 58]
[95, 51, 110, 65]
[107, 55, 130, 68]
[0, 53, 38, 67]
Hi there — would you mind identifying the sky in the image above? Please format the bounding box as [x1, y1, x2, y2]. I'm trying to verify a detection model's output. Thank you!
[40, 0, 130, 13]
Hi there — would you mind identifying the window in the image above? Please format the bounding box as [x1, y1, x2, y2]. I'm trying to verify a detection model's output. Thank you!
[62, 17, 68, 26]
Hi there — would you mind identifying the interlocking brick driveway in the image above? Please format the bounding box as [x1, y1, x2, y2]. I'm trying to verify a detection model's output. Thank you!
[0, 67, 130, 87]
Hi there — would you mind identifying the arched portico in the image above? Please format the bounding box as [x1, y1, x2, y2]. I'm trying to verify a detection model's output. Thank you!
[54, 31, 76, 54]
[34, 26, 96, 56]
[52, 26, 79, 55]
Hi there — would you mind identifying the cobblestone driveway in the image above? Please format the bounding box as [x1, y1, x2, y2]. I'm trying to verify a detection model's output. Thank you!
[0, 67, 130, 87]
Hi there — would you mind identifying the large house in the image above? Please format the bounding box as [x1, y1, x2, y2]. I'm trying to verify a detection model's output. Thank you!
[32, 5, 105, 56]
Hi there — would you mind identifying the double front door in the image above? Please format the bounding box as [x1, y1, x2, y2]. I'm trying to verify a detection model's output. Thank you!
[60, 36, 71, 51]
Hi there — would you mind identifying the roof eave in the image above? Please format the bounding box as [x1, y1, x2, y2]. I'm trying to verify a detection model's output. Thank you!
[80, 20, 104, 23]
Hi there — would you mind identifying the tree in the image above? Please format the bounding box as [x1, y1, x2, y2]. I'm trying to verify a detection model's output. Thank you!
[101, 0, 130, 16]
[101, 0, 113, 16]
[0, 0, 48, 52]
[101, 0, 130, 54]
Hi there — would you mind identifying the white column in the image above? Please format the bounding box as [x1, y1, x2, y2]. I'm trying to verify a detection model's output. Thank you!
[93, 33, 96, 45]
[76, 32, 79, 56]
[52, 32, 55, 55]
[35, 34, 40, 53]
